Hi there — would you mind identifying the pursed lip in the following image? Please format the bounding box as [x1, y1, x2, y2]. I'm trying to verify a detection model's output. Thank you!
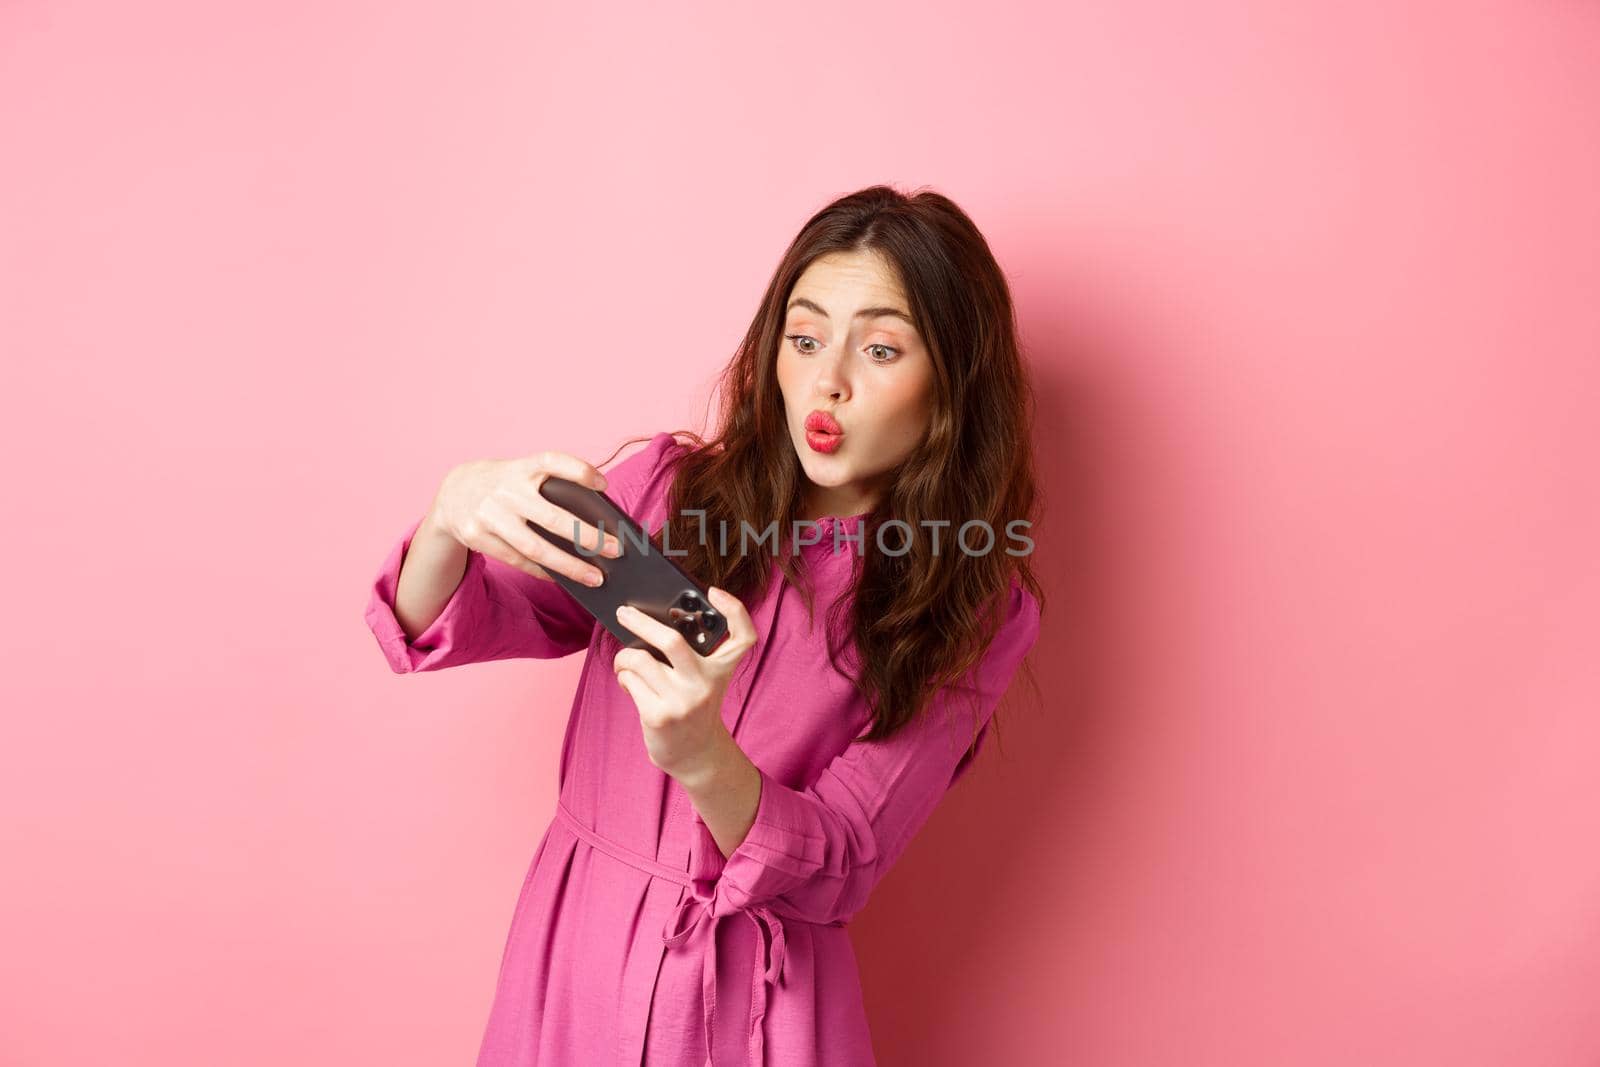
[805, 410, 843, 436]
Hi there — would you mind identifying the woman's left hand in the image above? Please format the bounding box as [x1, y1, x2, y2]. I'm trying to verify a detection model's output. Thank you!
[612, 586, 757, 782]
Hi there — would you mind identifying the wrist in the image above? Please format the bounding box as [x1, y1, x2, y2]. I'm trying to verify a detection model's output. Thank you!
[672, 728, 745, 798]
[419, 502, 456, 546]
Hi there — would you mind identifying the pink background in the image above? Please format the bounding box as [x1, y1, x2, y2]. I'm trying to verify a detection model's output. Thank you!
[4, 2, 1598, 1064]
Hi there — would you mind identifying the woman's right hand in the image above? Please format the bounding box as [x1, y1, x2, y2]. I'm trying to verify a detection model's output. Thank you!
[428, 451, 624, 587]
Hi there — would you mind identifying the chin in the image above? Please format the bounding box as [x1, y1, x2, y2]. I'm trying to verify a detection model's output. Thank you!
[795, 452, 849, 486]
[796, 454, 839, 480]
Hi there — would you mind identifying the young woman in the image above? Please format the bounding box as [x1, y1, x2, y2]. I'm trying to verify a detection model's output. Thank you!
[364, 184, 1045, 1067]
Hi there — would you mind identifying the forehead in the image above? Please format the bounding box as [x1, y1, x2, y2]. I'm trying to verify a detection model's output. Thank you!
[788, 249, 909, 311]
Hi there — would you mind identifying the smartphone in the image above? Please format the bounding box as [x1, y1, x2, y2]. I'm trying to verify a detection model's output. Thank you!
[529, 477, 731, 665]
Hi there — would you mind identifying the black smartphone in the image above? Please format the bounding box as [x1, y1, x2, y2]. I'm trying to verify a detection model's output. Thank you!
[529, 477, 730, 665]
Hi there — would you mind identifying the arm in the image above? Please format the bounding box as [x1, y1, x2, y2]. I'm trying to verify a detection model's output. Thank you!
[363, 431, 680, 672]
[685, 579, 1042, 925]
[363, 512, 601, 670]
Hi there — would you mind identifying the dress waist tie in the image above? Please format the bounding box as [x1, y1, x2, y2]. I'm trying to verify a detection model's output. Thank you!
[554, 798, 842, 1067]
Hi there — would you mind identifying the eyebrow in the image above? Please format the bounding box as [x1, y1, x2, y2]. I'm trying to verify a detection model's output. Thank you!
[786, 297, 917, 329]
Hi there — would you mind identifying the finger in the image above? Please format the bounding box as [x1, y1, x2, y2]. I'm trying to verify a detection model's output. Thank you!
[613, 604, 698, 674]
[524, 449, 610, 492]
[705, 586, 757, 660]
[613, 647, 669, 695]
[482, 498, 607, 587]
[472, 525, 563, 582]
[523, 491, 624, 560]
[615, 668, 660, 710]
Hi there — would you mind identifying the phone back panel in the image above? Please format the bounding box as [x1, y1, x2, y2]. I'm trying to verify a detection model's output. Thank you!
[531, 476, 729, 664]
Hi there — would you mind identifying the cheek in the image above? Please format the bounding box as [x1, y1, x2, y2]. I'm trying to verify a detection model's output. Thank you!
[774, 351, 797, 397]
[871, 371, 933, 427]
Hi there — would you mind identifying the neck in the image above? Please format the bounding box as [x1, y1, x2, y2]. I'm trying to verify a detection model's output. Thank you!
[798, 488, 877, 522]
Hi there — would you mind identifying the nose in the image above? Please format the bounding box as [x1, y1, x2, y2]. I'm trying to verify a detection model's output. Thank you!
[812, 347, 850, 403]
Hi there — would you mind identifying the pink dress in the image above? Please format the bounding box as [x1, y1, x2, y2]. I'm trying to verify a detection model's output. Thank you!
[363, 432, 1042, 1067]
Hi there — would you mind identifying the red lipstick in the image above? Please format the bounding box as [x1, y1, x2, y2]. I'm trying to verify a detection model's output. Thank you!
[804, 410, 844, 454]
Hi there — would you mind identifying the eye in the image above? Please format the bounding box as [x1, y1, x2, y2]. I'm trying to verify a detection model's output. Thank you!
[866, 343, 900, 363]
[784, 333, 820, 355]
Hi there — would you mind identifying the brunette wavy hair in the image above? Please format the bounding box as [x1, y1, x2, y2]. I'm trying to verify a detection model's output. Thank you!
[598, 184, 1044, 752]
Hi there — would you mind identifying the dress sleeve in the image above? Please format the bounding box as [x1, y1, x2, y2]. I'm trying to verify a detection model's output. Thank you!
[363, 431, 680, 673]
[693, 578, 1042, 925]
